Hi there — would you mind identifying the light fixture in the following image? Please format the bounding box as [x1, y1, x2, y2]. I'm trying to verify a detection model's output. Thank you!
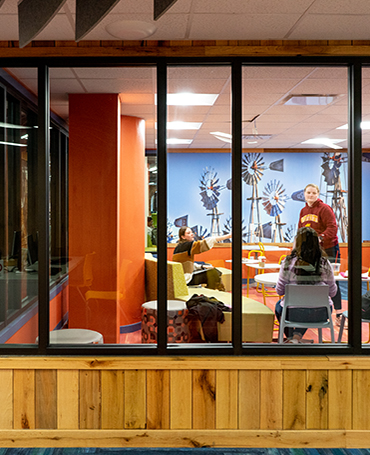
[166, 138, 192, 145]
[337, 121, 370, 129]
[282, 95, 340, 106]
[301, 138, 346, 149]
[105, 20, 157, 40]
[0, 141, 27, 147]
[210, 131, 232, 143]
[155, 93, 218, 106]
[155, 122, 202, 130]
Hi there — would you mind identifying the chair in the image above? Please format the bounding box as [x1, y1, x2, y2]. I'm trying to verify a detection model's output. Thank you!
[337, 310, 370, 343]
[278, 284, 335, 344]
[245, 249, 263, 296]
[69, 252, 96, 302]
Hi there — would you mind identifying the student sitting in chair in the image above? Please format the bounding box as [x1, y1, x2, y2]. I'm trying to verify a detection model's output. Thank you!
[275, 226, 337, 344]
[173, 226, 231, 290]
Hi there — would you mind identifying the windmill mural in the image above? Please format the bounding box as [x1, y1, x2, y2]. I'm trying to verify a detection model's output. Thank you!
[321, 152, 348, 242]
[262, 179, 288, 242]
[242, 153, 284, 242]
[221, 217, 248, 242]
[199, 167, 225, 236]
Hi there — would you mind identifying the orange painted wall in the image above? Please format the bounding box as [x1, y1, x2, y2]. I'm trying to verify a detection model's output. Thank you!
[68, 97, 146, 342]
[118, 116, 146, 326]
[68, 94, 120, 343]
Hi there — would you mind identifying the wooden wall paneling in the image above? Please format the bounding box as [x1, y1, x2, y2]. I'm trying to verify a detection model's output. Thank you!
[147, 370, 170, 429]
[306, 370, 328, 429]
[79, 370, 101, 429]
[328, 370, 352, 429]
[124, 370, 146, 429]
[57, 370, 79, 429]
[101, 370, 124, 429]
[192, 370, 216, 429]
[216, 370, 238, 429]
[353, 370, 370, 430]
[170, 370, 192, 429]
[238, 370, 260, 429]
[13, 369, 35, 429]
[283, 370, 306, 430]
[0, 370, 13, 429]
[260, 370, 283, 429]
[35, 370, 57, 429]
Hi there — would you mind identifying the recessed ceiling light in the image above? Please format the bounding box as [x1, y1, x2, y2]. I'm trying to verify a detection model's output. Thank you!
[167, 138, 193, 145]
[337, 121, 370, 129]
[106, 20, 157, 40]
[301, 138, 346, 149]
[282, 95, 339, 106]
[155, 122, 202, 130]
[158, 93, 218, 106]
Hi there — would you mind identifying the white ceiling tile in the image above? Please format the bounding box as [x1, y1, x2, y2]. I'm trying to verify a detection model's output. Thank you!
[168, 79, 227, 93]
[0, 14, 18, 39]
[195, 0, 312, 14]
[36, 14, 75, 40]
[189, 13, 302, 40]
[6, 68, 38, 79]
[50, 79, 86, 93]
[292, 79, 348, 94]
[308, 0, 370, 15]
[82, 79, 154, 93]
[289, 13, 370, 40]
[74, 67, 155, 79]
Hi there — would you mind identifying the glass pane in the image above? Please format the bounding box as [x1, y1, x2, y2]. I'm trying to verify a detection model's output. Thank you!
[242, 66, 348, 345]
[0, 67, 39, 344]
[362, 67, 370, 345]
[167, 65, 232, 344]
[49, 66, 155, 345]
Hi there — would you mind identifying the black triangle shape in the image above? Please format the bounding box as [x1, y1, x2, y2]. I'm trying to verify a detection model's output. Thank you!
[154, 0, 179, 20]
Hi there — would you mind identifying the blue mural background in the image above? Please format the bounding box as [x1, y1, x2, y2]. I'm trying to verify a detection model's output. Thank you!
[167, 152, 370, 243]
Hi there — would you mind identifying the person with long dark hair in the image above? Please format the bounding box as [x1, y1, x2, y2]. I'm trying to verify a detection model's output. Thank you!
[173, 226, 231, 290]
[298, 183, 343, 325]
[275, 226, 337, 344]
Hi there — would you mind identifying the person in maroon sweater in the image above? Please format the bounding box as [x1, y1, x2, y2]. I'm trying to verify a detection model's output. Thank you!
[298, 183, 343, 325]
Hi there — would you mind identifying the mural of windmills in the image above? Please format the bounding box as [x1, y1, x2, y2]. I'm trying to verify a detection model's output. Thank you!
[221, 217, 247, 242]
[191, 225, 210, 241]
[199, 167, 225, 236]
[284, 224, 296, 243]
[321, 152, 348, 242]
[262, 179, 288, 242]
[242, 153, 284, 242]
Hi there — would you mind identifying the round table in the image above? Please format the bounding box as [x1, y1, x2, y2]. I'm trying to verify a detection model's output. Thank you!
[36, 328, 104, 344]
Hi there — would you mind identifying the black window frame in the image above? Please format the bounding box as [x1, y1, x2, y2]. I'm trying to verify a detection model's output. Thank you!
[0, 55, 365, 356]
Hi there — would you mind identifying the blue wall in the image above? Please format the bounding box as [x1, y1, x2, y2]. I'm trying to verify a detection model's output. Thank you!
[168, 151, 368, 243]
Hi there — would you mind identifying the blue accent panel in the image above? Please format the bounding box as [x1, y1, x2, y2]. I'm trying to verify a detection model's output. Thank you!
[120, 322, 141, 334]
[0, 302, 38, 344]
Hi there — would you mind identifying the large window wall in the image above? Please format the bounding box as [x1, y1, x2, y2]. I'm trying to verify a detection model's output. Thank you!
[0, 58, 365, 354]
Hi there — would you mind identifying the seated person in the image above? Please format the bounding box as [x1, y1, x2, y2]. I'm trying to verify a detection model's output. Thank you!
[275, 226, 337, 344]
[173, 226, 231, 290]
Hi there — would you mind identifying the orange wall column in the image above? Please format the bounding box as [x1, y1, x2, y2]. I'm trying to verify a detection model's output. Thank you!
[68, 95, 145, 343]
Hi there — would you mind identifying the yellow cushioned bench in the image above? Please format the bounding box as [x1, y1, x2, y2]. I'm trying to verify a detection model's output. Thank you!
[144, 254, 274, 343]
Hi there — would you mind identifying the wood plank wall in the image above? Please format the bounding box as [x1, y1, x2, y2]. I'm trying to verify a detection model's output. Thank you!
[1, 356, 370, 448]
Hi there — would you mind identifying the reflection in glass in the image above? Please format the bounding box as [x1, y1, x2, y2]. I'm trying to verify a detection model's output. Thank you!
[0, 69, 39, 344]
[242, 66, 348, 344]
[167, 66, 232, 344]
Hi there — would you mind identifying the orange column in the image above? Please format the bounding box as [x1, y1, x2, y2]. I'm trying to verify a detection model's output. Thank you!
[68, 95, 145, 343]
[118, 115, 146, 327]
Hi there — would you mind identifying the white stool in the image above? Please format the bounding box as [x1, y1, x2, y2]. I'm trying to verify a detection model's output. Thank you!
[36, 328, 104, 344]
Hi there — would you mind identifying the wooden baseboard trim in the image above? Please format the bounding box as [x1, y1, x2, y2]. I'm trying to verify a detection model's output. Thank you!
[0, 429, 369, 448]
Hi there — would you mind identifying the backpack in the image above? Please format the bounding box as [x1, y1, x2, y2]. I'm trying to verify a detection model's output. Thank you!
[361, 291, 370, 320]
